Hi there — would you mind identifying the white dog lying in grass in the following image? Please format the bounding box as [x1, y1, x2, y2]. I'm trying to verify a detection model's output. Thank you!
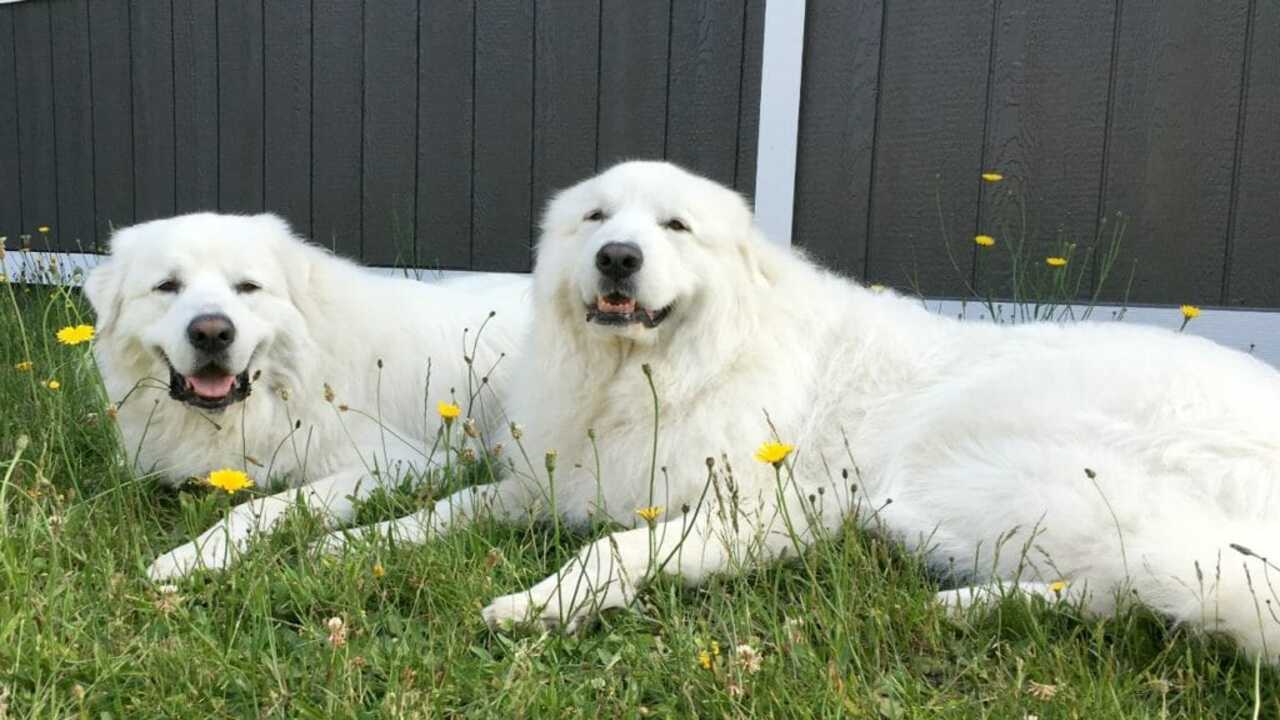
[84, 213, 529, 581]
[323, 161, 1280, 664]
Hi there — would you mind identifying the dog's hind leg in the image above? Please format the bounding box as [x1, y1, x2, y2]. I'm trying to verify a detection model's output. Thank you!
[934, 581, 1078, 614]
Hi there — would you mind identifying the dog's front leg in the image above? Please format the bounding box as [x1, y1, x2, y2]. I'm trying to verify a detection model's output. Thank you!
[313, 475, 537, 554]
[147, 467, 388, 581]
[482, 503, 810, 632]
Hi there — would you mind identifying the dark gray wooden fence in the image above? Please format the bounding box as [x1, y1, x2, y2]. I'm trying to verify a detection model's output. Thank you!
[795, 0, 1280, 308]
[5, 0, 1279, 308]
[0, 0, 763, 272]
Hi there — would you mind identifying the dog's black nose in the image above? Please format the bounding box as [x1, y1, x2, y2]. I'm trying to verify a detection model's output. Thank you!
[187, 313, 236, 354]
[595, 242, 644, 280]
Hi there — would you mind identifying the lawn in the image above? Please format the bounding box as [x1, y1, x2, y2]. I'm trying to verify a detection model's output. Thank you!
[2, 276, 1278, 719]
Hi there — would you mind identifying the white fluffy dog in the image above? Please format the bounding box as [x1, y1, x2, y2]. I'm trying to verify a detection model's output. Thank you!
[85, 213, 530, 581]
[325, 162, 1280, 663]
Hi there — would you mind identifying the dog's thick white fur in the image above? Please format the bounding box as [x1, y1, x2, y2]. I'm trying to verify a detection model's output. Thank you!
[85, 213, 530, 581]
[324, 162, 1280, 663]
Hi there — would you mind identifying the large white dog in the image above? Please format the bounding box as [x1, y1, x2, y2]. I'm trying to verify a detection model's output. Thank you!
[85, 213, 530, 581]
[324, 162, 1280, 663]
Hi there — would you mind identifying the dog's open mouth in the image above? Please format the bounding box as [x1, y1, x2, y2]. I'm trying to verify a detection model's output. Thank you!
[168, 363, 252, 411]
[585, 293, 672, 328]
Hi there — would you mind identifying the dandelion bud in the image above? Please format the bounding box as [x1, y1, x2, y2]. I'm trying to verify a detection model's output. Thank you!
[16, 434, 30, 452]
[323, 383, 335, 403]
[510, 422, 523, 440]
[1084, 468, 1096, 479]
[377, 358, 383, 369]
[461, 447, 477, 463]
[705, 457, 715, 469]
[463, 418, 479, 438]
[492, 442, 504, 457]
[338, 404, 349, 412]
[641, 363, 652, 377]
[544, 449, 557, 474]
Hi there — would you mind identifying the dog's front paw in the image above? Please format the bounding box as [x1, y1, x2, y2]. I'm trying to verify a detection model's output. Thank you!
[147, 535, 228, 582]
[482, 586, 580, 632]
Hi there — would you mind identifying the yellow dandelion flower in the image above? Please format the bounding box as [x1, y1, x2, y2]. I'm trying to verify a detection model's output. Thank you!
[754, 441, 794, 466]
[868, 283, 886, 293]
[37, 225, 50, 234]
[14, 360, 32, 372]
[981, 172, 1004, 182]
[974, 234, 996, 247]
[1045, 257, 1067, 268]
[1180, 305, 1200, 320]
[42, 379, 61, 390]
[207, 468, 253, 494]
[697, 649, 713, 670]
[1049, 580, 1067, 594]
[56, 324, 95, 345]
[438, 401, 462, 420]
[372, 562, 386, 579]
[636, 506, 664, 524]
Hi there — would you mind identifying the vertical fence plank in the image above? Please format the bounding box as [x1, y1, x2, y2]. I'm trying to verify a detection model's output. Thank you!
[532, 0, 600, 236]
[865, 1, 995, 295]
[89, 0, 133, 243]
[665, 0, 745, 187]
[217, 1, 265, 214]
[974, 1, 1115, 299]
[0, 7, 19, 244]
[1100, 2, 1249, 304]
[791, 0, 882, 275]
[13, 1, 57, 248]
[263, 0, 312, 237]
[362, 0, 418, 266]
[416, 0, 473, 269]
[173, 0, 219, 216]
[472, 2, 534, 271]
[131, 0, 176, 223]
[734, 0, 764, 200]
[311, 0, 362, 256]
[1225, 0, 1280, 307]
[49, 1, 95, 251]
[597, 0, 670, 168]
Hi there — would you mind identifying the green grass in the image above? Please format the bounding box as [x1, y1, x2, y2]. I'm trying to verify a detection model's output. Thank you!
[2, 279, 1279, 719]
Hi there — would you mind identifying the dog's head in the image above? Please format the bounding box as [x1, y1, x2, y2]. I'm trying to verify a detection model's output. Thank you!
[536, 161, 772, 345]
[85, 213, 317, 412]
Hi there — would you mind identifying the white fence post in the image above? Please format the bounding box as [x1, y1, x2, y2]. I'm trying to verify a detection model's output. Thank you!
[753, 0, 806, 246]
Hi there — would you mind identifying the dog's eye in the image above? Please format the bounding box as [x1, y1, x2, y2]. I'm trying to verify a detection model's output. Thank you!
[584, 209, 607, 222]
[235, 281, 262, 294]
[664, 218, 691, 233]
[154, 279, 181, 293]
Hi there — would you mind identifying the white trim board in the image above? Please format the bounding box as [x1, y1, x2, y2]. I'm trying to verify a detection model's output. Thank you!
[752, 0, 806, 246]
[9, 250, 1280, 368]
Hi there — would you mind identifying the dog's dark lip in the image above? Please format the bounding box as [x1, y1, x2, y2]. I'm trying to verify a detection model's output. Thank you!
[164, 358, 252, 412]
[584, 293, 673, 329]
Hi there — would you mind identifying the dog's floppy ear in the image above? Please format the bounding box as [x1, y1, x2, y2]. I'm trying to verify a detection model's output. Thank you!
[739, 225, 784, 288]
[264, 214, 329, 328]
[82, 224, 140, 336]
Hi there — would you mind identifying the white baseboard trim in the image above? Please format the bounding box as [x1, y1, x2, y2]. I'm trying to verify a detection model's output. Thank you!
[7, 250, 1279, 367]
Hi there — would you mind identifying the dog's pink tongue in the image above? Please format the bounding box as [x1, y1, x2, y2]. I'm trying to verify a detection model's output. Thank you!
[187, 373, 236, 398]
